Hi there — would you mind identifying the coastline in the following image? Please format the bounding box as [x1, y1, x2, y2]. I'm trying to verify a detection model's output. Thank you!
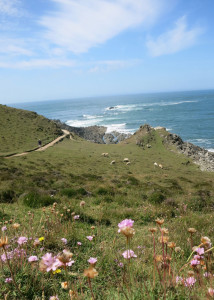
[55, 120, 214, 172]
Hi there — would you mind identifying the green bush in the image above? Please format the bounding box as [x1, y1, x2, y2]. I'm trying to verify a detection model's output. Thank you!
[96, 187, 115, 196]
[0, 189, 16, 203]
[23, 192, 55, 208]
[61, 188, 77, 197]
[148, 192, 165, 204]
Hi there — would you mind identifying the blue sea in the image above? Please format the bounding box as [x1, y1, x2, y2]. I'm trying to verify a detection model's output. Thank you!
[10, 90, 214, 152]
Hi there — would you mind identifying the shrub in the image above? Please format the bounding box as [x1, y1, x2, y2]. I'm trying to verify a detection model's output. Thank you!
[61, 188, 77, 197]
[96, 187, 115, 196]
[0, 189, 16, 203]
[148, 192, 165, 204]
[22, 192, 55, 208]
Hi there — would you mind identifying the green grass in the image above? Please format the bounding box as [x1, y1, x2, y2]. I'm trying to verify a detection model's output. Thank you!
[0, 107, 214, 299]
[0, 104, 62, 156]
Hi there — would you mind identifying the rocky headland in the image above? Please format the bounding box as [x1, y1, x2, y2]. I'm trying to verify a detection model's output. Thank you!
[54, 120, 214, 172]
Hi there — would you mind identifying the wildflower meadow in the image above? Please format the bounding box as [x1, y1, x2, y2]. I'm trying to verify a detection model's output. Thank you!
[1, 202, 214, 299]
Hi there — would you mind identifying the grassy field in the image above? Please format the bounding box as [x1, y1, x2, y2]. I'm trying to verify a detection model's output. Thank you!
[0, 104, 62, 156]
[0, 108, 214, 299]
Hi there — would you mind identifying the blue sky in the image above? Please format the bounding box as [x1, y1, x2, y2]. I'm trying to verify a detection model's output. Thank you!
[0, 0, 214, 103]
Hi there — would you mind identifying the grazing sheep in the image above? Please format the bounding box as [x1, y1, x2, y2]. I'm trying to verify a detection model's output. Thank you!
[101, 153, 109, 157]
[154, 162, 158, 167]
[147, 144, 152, 148]
[126, 162, 130, 165]
[123, 158, 129, 162]
[110, 160, 116, 165]
[159, 164, 163, 169]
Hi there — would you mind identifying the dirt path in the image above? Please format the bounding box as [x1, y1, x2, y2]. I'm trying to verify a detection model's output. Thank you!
[7, 129, 70, 158]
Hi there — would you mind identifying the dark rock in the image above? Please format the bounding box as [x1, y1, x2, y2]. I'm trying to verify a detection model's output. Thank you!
[165, 131, 214, 172]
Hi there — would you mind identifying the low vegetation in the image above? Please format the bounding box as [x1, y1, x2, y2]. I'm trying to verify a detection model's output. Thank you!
[0, 107, 214, 299]
[0, 104, 62, 156]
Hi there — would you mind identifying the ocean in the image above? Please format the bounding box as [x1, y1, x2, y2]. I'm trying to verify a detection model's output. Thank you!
[10, 90, 214, 152]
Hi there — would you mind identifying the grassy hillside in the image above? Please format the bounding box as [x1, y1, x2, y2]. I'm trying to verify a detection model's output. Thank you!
[0, 116, 214, 299]
[0, 104, 62, 156]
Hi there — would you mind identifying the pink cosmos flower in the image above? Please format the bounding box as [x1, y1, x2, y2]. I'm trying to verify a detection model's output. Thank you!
[61, 238, 67, 245]
[86, 236, 93, 241]
[122, 250, 137, 259]
[1, 226, 7, 232]
[73, 215, 80, 220]
[5, 277, 13, 283]
[185, 277, 196, 287]
[28, 256, 38, 262]
[196, 247, 204, 256]
[88, 257, 97, 265]
[118, 219, 134, 233]
[17, 236, 28, 245]
[190, 259, 200, 266]
[77, 242, 82, 246]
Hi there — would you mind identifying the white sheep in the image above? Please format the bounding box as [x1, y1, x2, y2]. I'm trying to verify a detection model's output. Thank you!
[126, 162, 130, 165]
[101, 153, 109, 157]
[159, 164, 163, 169]
[110, 160, 116, 165]
[154, 162, 158, 167]
[123, 158, 129, 162]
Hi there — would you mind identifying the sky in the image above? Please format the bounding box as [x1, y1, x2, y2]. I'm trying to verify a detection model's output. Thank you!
[0, 0, 214, 103]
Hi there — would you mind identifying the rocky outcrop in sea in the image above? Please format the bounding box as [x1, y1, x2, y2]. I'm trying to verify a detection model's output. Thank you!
[54, 120, 131, 144]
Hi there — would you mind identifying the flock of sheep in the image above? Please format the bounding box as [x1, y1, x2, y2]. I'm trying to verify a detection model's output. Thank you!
[101, 153, 130, 165]
[102, 152, 163, 168]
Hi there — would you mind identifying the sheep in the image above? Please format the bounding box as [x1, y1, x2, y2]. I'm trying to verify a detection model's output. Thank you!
[159, 164, 163, 169]
[123, 158, 129, 162]
[154, 162, 158, 167]
[101, 153, 109, 157]
[126, 162, 130, 165]
[110, 160, 116, 165]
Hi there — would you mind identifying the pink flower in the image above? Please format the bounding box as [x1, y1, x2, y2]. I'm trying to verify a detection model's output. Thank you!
[17, 236, 28, 245]
[176, 276, 183, 284]
[208, 288, 214, 297]
[49, 296, 59, 300]
[5, 277, 13, 283]
[61, 238, 67, 245]
[196, 247, 204, 256]
[1, 252, 13, 262]
[1, 226, 7, 232]
[118, 219, 134, 233]
[185, 277, 196, 287]
[73, 215, 80, 220]
[122, 250, 137, 259]
[190, 259, 200, 266]
[41, 253, 59, 272]
[77, 242, 82, 246]
[28, 256, 38, 262]
[204, 272, 212, 278]
[118, 262, 124, 268]
[88, 257, 97, 265]
[86, 236, 93, 241]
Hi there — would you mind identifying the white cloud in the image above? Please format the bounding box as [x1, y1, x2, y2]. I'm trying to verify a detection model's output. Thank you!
[0, 0, 21, 16]
[39, 0, 165, 53]
[88, 59, 142, 73]
[0, 38, 34, 56]
[146, 16, 203, 56]
[0, 58, 75, 69]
